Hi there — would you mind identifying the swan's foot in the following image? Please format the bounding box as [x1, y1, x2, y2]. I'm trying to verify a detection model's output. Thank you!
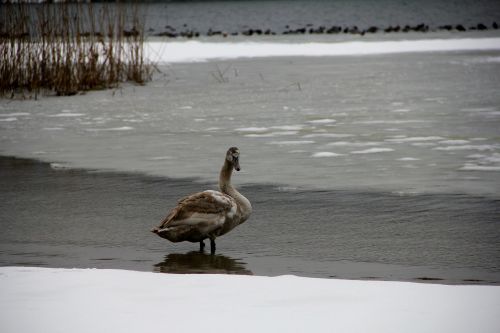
[199, 241, 205, 252]
[210, 239, 216, 255]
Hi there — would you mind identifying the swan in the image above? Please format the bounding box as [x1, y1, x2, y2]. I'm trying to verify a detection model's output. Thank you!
[151, 147, 252, 254]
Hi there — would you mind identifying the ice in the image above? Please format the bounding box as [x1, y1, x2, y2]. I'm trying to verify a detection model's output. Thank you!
[434, 145, 497, 151]
[307, 118, 336, 124]
[312, 152, 344, 157]
[0, 117, 17, 122]
[398, 157, 420, 161]
[327, 141, 383, 147]
[303, 133, 354, 138]
[85, 126, 134, 132]
[460, 164, 500, 171]
[270, 125, 304, 131]
[269, 140, 315, 145]
[439, 140, 471, 145]
[385, 136, 444, 143]
[0, 112, 30, 117]
[1, 267, 500, 333]
[147, 38, 500, 63]
[235, 127, 269, 132]
[48, 113, 86, 117]
[351, 148, 395, 154]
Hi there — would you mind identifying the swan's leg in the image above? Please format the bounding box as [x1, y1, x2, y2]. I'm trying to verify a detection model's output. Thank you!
[199, 241, 205, 252]
[210, 239, 216, 255]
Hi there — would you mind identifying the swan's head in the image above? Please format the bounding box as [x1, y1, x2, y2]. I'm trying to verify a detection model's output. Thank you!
[226, 147, 241, 171]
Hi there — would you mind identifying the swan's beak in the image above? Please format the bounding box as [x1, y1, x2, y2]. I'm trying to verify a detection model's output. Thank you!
[234, 158, 241, 171]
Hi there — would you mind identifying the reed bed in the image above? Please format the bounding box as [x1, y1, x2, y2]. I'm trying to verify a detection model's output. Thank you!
[0, 2, 151, 98]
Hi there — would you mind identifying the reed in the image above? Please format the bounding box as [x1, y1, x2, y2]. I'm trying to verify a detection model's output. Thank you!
[0, 2, 151, 98]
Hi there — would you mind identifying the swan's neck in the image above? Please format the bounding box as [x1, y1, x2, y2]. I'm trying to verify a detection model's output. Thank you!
[219, 160, 252, 218]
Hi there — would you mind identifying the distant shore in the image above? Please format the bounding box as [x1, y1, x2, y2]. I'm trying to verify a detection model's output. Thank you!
[152, 21, 499, 38]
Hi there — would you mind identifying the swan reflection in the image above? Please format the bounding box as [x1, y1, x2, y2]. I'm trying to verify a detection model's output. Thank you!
[154, 251, 253, 275]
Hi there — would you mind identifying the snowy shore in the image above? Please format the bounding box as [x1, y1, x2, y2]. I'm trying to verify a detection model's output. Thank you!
[1, 267, 499, 333]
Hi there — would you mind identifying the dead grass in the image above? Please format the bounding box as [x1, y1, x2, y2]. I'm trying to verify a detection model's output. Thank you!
[0, 2, 151, 98]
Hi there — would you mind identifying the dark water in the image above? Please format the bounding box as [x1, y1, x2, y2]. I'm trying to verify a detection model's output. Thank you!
[13, 0, 500, 36]
[1, 156, 499, 284]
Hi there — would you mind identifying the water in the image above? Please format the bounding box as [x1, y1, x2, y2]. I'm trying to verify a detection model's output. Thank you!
[126, 0, 500, 35]
[1, 156, 499, 284]
[2, 51, 500, 197]
[1, 1, 500, 284]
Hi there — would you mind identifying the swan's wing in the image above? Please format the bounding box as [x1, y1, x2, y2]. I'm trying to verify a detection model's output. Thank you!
[159, 190, 236, 230]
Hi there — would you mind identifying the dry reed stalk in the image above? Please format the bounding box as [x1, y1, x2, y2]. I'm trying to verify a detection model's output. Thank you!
[0, 2, 151, 98]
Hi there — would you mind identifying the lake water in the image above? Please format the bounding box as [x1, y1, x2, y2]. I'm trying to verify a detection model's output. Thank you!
[1, 1, 500, 284]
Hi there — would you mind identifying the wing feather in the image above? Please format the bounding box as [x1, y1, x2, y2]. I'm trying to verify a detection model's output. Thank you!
[159, 190, 235, 229]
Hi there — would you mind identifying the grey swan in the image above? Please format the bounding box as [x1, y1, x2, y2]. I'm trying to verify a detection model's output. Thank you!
[151, 147, 252, 254]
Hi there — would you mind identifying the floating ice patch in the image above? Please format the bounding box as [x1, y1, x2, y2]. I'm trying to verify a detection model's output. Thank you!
[0, 117, 17, 122]
[179, 106, 193, 110]
[268, 140, 315, 145]
[354, 120, 429, 124]
[351, 148, 394, 154]
[0, 112, 30, 117]
[327, 141, 382, 147]
[235, 127, 268, 133]
[86, 126, 134, 132]
[307, 119, 336, 124]
[244, 133, 276, 138]
[147, 156, 173, 161]
[43, 127, 64, 131]
[385, 136, 444, 143]
[460, 164, 500, 171]
[439, 140, 470, 145]
[270, 125, 304, 131]
[303, 133, 354, 138]
[398, 157, 420, 161]
[311, 152, 344, 157]
[433, 145, 497, 151]
[391, 109, 411, 113]
[411, 142, 437, 147]
[194, 118, 206, 122]
[48, 113, 85, 117]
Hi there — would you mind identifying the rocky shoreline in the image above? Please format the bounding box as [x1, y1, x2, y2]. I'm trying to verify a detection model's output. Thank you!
[153, 22, 499, 38]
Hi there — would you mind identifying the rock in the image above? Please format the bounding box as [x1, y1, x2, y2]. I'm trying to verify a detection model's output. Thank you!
[366, 26, 378, 33]
[477, 23, 487, 30]
[493, 22, 498, 29]
[456, 24, 466, 31]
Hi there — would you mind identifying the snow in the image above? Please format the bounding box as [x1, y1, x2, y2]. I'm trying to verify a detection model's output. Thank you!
[1, 267, 499, 333]
[146, 38, 500, 63]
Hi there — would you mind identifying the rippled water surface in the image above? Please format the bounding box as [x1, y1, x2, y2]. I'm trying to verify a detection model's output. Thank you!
[1, 157, 499, 284]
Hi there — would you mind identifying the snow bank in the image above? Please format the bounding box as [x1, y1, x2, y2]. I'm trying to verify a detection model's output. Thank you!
[146, 37, 500, 63]
[1, 267, 499, 333]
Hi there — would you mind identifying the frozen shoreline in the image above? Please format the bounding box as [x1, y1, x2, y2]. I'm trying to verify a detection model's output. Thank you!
[1, 266, 500, 333]
[146, 37, 500, 63]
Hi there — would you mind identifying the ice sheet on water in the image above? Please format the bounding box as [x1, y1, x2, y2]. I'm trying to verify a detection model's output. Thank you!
[439, 140, 470, 145]
[235, 127, 269, 132]
[0, 112, 30, 117]
[0, 117, 17, 122]
[48, 113, 86, 117]
[398, 157, 420, 161]
[303, 133, 354, 138]
[307, 119, 336, 124]
[311, 152, 344, 157]
[268, 140, 315, 145]
[351, 148, 395, 154]
[270, 125, 304, 131]
[434, 145, 498, 151]
[460, 164, 500, 171]
[327, 141, 382, 147]
[85, 127, 134, 132]
[385, 136, 445, 143]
